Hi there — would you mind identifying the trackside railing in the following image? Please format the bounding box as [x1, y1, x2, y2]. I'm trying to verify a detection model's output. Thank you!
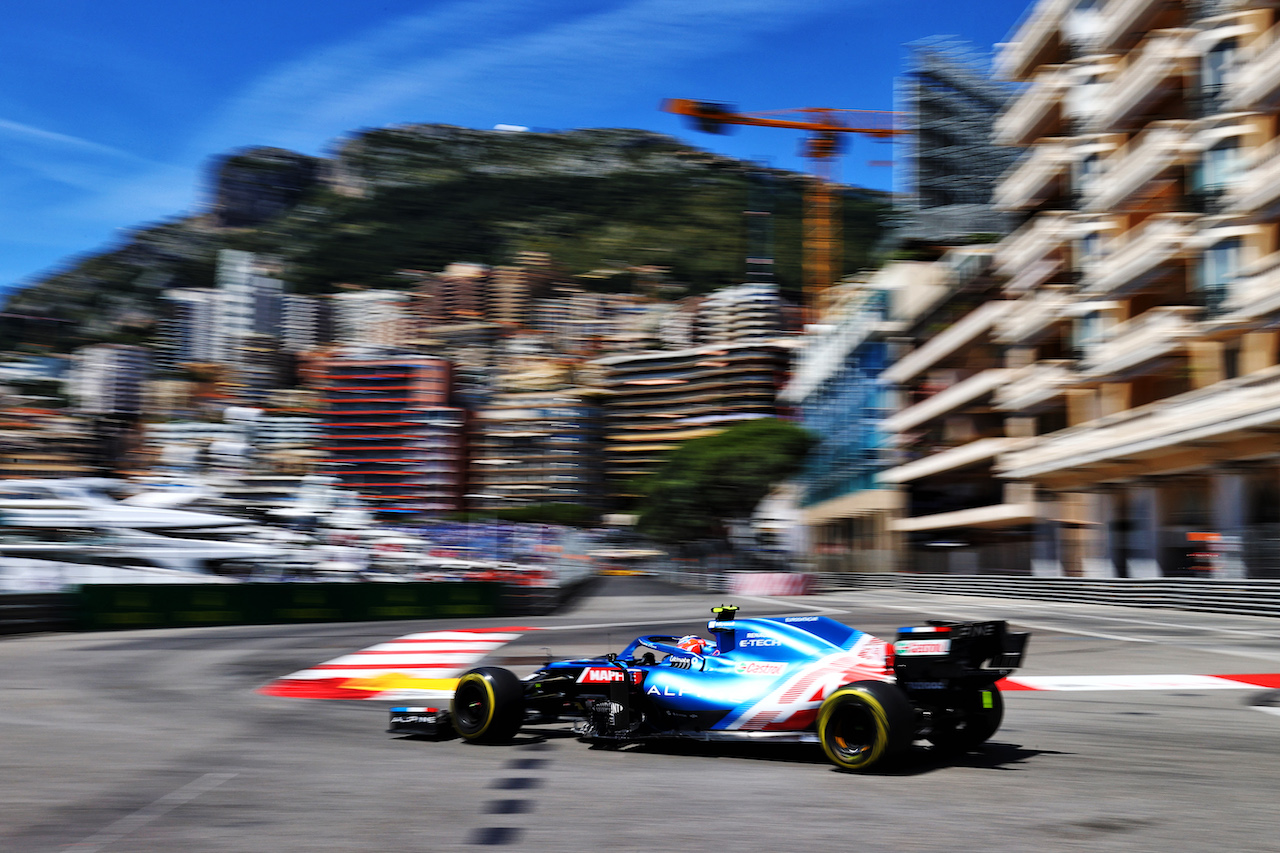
[812, 573, 1280, 619]
[648, 566, 1280, 620]
[0, 593, 78, 635]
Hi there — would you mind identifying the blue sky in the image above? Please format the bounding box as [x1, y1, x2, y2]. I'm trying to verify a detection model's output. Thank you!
[0, 0, 1033, 305]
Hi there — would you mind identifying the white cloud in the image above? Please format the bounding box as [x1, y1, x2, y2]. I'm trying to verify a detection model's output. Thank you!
[193, 0, 838, 155]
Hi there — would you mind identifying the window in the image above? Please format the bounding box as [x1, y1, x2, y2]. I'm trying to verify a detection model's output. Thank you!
[1200, 238, 1241, 313]
[1200, 138, 1241, 192]
[1203, 38, 1237, 93]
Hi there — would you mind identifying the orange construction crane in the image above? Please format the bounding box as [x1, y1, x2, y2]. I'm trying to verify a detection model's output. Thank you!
[662, 98, 903, 315]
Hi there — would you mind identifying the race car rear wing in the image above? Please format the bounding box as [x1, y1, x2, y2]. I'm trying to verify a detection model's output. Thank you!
[892, 620, 1029, 690]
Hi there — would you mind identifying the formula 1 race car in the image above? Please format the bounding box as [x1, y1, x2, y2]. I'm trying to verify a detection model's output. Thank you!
[390, 606, 1029, 772]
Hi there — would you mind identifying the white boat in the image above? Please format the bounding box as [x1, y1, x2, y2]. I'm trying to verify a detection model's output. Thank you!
[0, 479, 246, 531]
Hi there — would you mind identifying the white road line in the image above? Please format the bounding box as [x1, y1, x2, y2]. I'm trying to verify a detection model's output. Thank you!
[63, 772, 237, 853]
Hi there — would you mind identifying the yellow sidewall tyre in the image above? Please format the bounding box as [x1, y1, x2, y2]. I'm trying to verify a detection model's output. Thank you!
[451, 667, 525, 743]
[817, 680, 913, 772]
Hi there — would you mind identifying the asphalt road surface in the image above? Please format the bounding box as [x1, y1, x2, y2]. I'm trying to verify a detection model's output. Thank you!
[4, 575, 1280, 852]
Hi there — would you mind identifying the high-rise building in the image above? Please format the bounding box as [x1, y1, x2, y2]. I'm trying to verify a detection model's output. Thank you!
[161, 289, 225, 365]
[781, 279, 900, 572]
[591, 341, 789, 489]
[218, 250, 284, 356]
[331, 290, 411, 347]
[281, 294, 331, 354]
[68, 344, 151, 417]
[317, 354, 466, 515]
[875, 248, 1036, 574]
[983, 0, 1280, 579]
[489, 252, 556, 326]
[469, 390, 604, 511]
[891, 39, 1019, 245]
[413, 263, 489, 329]
[697, 283, 784, 343]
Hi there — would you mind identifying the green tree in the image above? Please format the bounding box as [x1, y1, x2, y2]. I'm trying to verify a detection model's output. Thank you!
[636, 418, 814, 543]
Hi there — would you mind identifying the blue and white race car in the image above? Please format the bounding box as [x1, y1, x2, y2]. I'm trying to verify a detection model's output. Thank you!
[394, 605, 1028, 772]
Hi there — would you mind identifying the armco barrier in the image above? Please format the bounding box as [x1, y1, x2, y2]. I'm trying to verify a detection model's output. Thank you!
[649, 567, 1280, 619]
[810, 573, 1280, 618]
[75, 582, 502, 630]
[0, 593, 77, 635]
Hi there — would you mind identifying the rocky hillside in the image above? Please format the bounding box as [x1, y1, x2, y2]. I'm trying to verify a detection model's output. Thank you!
[1, 125, 891, 350]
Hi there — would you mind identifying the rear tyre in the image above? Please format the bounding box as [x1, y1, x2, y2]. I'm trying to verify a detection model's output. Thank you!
[927, 685, 1004, 752]
[817, 680, 913, 772]
[451, 667, 525, 743]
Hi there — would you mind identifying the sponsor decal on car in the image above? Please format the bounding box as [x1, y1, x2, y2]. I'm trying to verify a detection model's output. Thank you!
[577, 667, 642, 684]
[740, 638, 781, 648]
[734, 661, 788, 676]
[894, 638, 951, 656]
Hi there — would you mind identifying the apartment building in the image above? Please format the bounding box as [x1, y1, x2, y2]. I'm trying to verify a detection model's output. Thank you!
[697, 283, 784, 343]
[876, 249, 1056, 573]
[989, 0, 1280, 578]
[468, 391, 604, 511]
[217, 250, 284, 362]
[781, 278, 901, 572]
[280, 294, 331, 354]
[331, 290, 411, 348]
[413, 263, 489, 328]
[591, 341, 789, 491]
[161, 289, 225, 366]
[316, 354, 465, 515]
[489, 252, 556, 326]
[68, 344, 151, 418]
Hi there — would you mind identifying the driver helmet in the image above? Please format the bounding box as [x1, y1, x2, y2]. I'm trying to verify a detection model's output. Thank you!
[676, 634, 710, 655]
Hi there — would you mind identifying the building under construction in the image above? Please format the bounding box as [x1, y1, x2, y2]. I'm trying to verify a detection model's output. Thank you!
[893, 38, 1020, 242]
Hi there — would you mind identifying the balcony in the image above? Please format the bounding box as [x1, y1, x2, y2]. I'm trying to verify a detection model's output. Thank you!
[998, 364, 1280, 482]
[1087, 30, 1195, 133]
[1225, 135, 1280, 218]
[1077, 305, 1200, 378]
[1094, 0, 1181, 53]
[1220, 251, 1280, 321]
[1084, 121, 1192, 212]
[1081, 213, 1197, 296]
[1228, 22, 1280, 110]
[879, 437, 1022, 485]
[994, 360, 1075, 411]
[994, 140, 1074, 211]
[884, 369, 1012, 435]
[995, 65, 1072, 146]
[890, 503, 1040, 533]
[882, 301, 1010, 386]
[995, 0, 1074, 81]
[995, 286, 1074, 344]
[994, 211, 1072, 278]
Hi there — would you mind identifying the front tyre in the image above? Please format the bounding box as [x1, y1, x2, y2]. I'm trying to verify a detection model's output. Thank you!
[927, 685, 1004, 752]
[817, 680, 913, 772]
[451, 667, 525, 743]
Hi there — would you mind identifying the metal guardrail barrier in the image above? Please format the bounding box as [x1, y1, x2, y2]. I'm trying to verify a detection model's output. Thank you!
[0, 575, 603, 636]
[811, 573, 1280, 618]
[0, 593, 78, 635]
[649, 565, 1280, 620]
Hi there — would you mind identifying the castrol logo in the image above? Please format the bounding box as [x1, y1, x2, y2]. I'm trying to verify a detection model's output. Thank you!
[734, 661, 788, 676]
